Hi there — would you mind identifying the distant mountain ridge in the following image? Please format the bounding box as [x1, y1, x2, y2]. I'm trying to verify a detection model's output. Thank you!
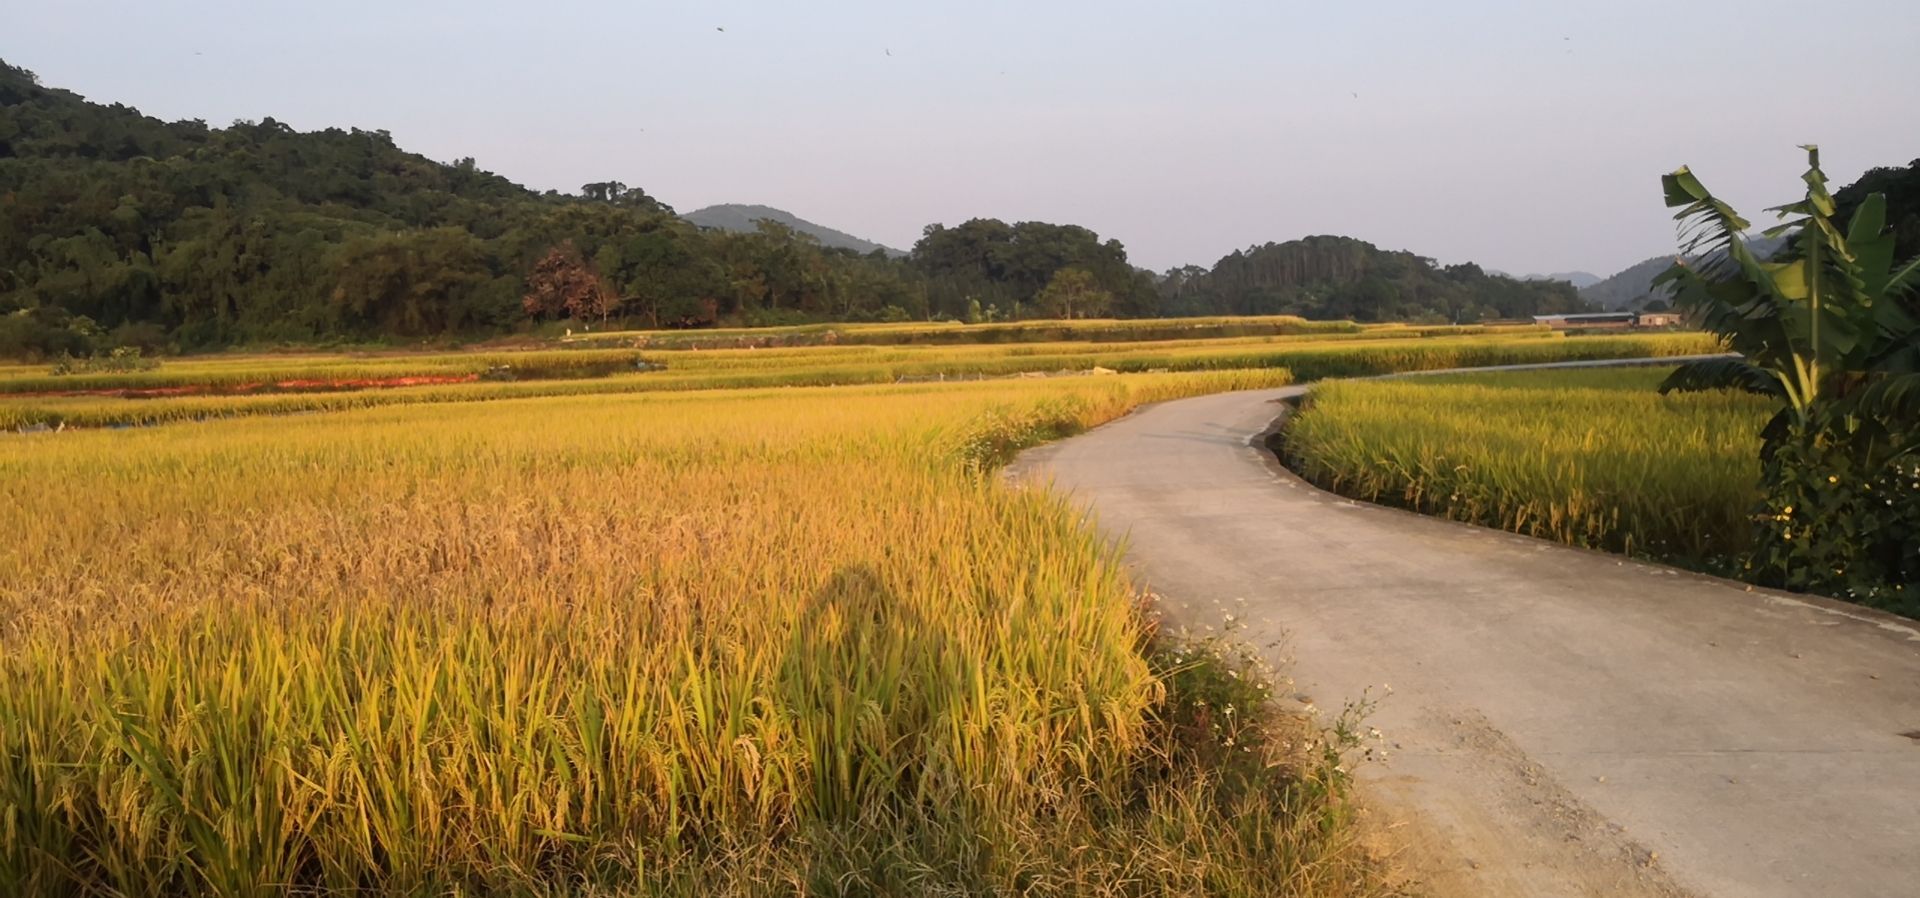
[1488, 270, 1603, 289]
[683, 204, 905, 256]
[1578, 235, 1790, 310]
[1578, 256, 1680, 310]
[1528, 271, 1602, 288]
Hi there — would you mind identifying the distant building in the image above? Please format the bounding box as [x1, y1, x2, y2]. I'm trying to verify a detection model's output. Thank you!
[1530, 311, 1684, 330]
[1532, 312, 1638, 329]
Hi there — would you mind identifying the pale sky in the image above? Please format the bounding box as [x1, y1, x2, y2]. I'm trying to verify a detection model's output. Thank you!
[11, 0, 1919, 276]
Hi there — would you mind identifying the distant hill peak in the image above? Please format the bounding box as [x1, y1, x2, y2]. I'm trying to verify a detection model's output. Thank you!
[1485, 269, 1604, 289]
[683, 204, 904, 256]
[1529, 271, 1603, 288]
[1577, 234, 1789, 310]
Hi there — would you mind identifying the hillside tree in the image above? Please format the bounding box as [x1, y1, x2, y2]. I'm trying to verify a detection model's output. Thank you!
[1033, 268, 1111, 319]
[522, 242, 613, 322]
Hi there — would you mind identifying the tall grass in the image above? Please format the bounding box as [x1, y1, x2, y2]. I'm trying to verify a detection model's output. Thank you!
[1280, 367, 1772, 566]
[0, 370, 1394, 896]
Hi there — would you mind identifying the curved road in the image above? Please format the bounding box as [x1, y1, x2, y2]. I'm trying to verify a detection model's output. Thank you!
[1013, 377, 1920, 898]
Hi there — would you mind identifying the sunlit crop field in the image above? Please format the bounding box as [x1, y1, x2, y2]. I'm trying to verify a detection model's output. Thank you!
[560, 313, 1382, 348]
[1, 329, 1718, 431]
[1281, 367, 1772, 566]
[1, 368, 1416, 896]
[0, 347, 655, 395]
[0, 325, 1729, 895]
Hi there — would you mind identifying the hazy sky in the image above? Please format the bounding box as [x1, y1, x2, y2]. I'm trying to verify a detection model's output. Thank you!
[12, 1, 1920, 275]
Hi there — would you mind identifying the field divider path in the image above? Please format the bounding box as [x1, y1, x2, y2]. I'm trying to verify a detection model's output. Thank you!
[1010, 355, 1920, 898]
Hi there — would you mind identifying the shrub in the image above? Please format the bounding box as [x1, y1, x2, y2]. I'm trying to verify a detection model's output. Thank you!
[49, 346, 161, 376]
[0, 307, 96, 360]
[1748, 424, 1920, 614]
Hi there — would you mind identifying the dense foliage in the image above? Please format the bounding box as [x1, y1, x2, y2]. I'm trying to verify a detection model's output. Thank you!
[1157, 235, 1593, 322]
[1833, 157, 1920, 263]
[0, 60, 927, 353]
[910, 218, 1159, 320]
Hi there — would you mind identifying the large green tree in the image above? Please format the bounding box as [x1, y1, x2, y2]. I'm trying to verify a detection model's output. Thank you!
[910, 219, 1155, 320]
[1032, 268, 1112, 319]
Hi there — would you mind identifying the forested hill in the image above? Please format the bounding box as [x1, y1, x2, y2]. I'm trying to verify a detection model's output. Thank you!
[1156, 236, 1592, 322]
[4, 60, 1644, 357]
[1579, 256, 1680, 310]
[684, 204, 904, 256]
[0, 57, 704, 350]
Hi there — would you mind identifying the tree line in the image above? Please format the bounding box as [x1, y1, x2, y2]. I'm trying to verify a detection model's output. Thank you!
[1157, 235, 1593, 322]
[5, 58, 1621, 357]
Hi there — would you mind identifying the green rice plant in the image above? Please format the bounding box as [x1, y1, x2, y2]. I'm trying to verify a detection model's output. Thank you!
[1281, 367, 1772, 567]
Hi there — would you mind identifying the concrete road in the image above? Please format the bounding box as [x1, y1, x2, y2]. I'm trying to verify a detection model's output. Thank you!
[1013, 382, 1920, 898]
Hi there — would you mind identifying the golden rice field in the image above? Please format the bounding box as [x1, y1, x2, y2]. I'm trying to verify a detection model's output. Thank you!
[1, 329, 1719, 431]
[0, 348, 655, 395]
[558, 313, 1382, 348]
[1280, 367, 1772, 566]
[0, 327, 1729, 895]
[1, 367, 1408, 896]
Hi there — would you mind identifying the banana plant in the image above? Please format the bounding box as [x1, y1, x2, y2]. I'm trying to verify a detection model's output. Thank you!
[1657, 146, 1920, 454]
[1657, 147, 1919, 607]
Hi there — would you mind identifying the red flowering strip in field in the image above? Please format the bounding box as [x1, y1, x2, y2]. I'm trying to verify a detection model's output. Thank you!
[17, 373, 483, 400]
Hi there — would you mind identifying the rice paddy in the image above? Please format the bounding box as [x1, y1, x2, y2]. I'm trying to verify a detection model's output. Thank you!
[0, 326, 1726, 895]
[557, 313, 1385, 348]
[1280, 367, 1773, 567]
[3, 364, 1395, 896]
[0, 348, 655, 396]
[1, 330, 1718, 431]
